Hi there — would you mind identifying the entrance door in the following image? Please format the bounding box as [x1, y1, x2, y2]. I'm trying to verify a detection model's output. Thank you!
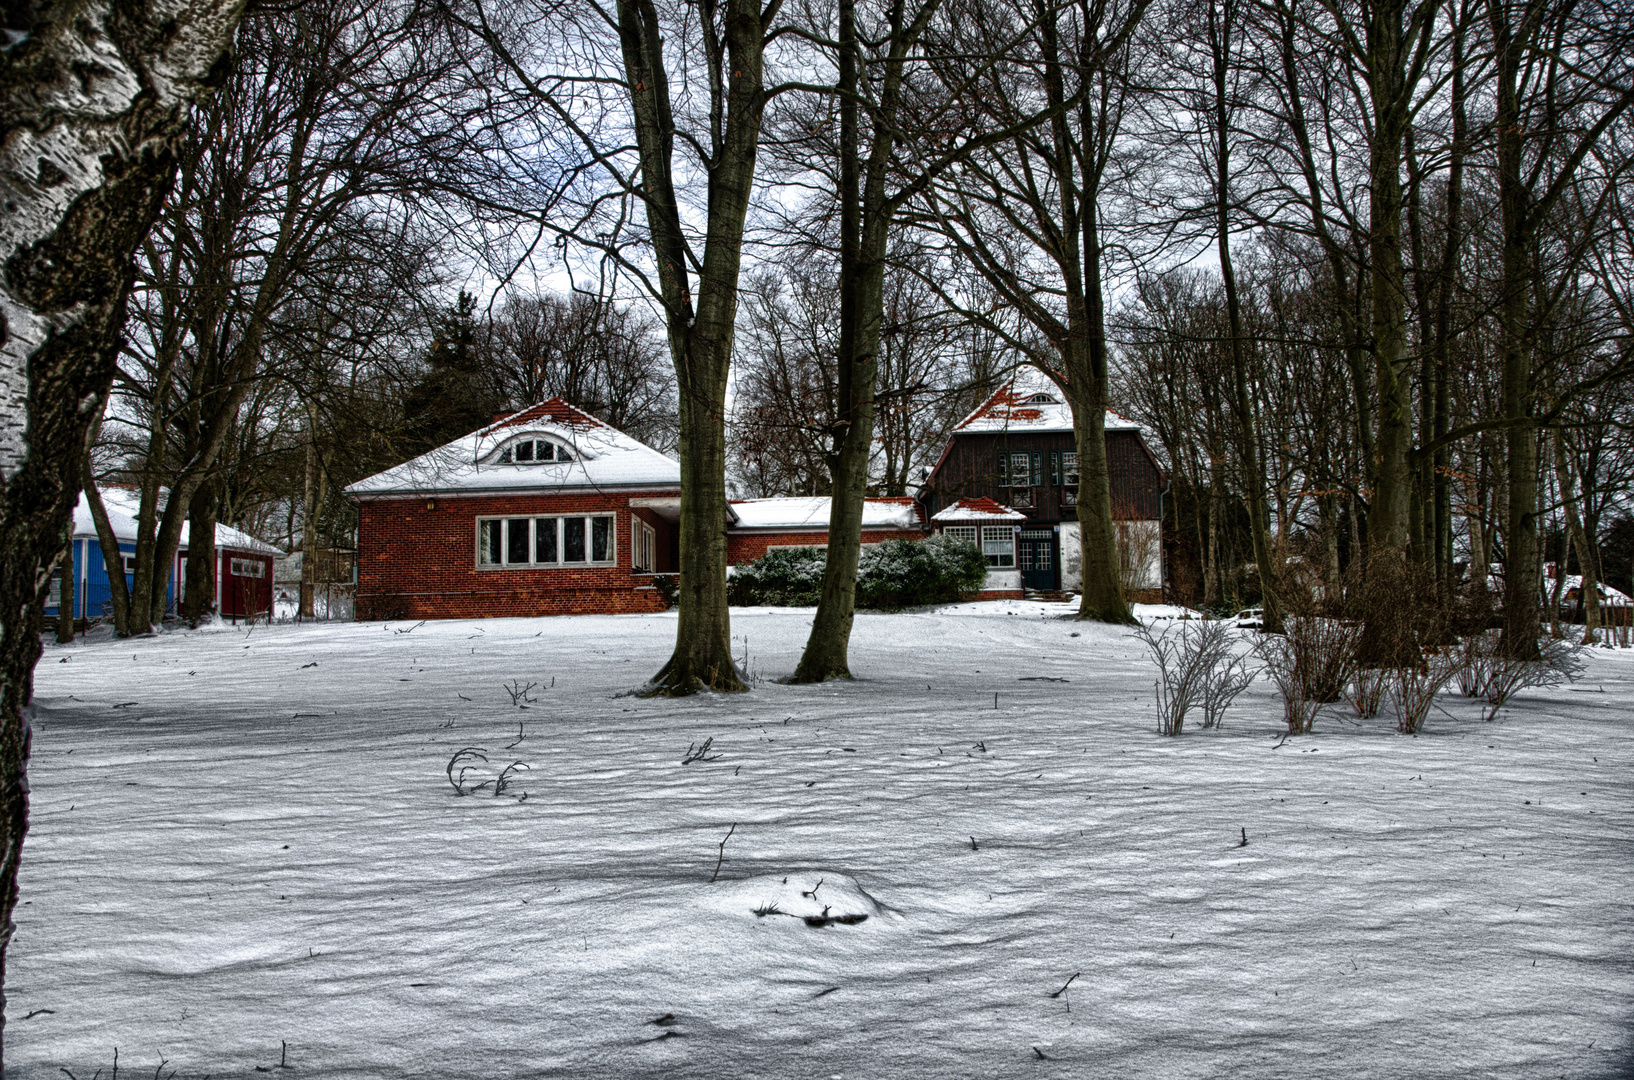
[1018, 529, 1058, 591]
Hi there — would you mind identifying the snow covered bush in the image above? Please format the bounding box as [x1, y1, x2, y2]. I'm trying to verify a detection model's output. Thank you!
[855, 535, 987, 610]
[728, 547, 829, 606]
[1135, 618, 1257, 734]
[729, 536, 986, 610]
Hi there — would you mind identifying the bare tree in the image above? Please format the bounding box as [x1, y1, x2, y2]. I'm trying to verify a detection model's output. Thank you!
[0, 0, 244, 1060]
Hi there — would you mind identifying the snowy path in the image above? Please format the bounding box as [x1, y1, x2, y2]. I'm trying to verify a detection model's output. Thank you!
[13, 606, 1634, 1078]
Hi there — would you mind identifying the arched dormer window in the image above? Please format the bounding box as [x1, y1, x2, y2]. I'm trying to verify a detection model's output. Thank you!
[495, 435, 577, 464]
[1027, 392, 1056, 404]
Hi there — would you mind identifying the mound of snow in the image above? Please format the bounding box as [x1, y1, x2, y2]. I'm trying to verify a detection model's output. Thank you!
[702, 872, 886, 928]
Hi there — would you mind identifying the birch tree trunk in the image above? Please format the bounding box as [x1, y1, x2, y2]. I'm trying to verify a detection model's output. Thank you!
[0, 1, 245, 1062]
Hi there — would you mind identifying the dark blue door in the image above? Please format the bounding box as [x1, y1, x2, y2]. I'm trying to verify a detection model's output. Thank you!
[1018, 529, 1057, 590]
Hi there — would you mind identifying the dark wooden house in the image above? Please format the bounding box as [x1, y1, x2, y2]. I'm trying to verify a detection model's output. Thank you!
[919, 370, 1167, 599]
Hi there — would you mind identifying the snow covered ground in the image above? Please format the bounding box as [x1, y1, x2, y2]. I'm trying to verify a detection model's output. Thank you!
[13, 603, 1634, 1079]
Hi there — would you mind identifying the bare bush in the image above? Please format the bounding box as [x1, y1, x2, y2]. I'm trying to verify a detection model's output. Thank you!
[1481, 637, 1586, 721]
[1456, 631, 1500, 697]
[1347, 666, 1388, 718]
[1197, 621, 1258, 729]
[1136, 618, 1257, 734]
[1134, 622, 1209, 735]
[1388, 647, 1463, 734]
[1255, 617, 1362, 734]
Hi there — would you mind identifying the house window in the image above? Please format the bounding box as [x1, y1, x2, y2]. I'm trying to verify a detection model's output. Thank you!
[981, 526, 1015, 568]
[942, 526, 978, 547]
[121, 553, 137, 576]
[1050, 450, 1079, 486]
[477, 515, 616, 567]
[1027, 393, 1056, 404]
[633, 519, 657, 572]
[496, 437, 577, 464]
[230, 558, 265, 578]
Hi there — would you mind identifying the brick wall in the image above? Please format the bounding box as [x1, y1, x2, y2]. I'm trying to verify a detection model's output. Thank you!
[727, 529, 922, 565]
[357, 491, 676, 620]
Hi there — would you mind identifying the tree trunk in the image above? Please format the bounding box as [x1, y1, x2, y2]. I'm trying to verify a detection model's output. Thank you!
[183, 477, 218, 624]
[1493, 31, 1541, 659]
[1363, 0, 1415, 561]
[83, 472, 133, 636]
[56, 525, 75, 644]
[620, 0, 767, 694]
[301, 407, 320, 618]
[1070, 361, 1133, 622]
[0, 1, 245, 1061]
[1554, 435, 1600, 641]
[1208, 0, 1278, 632]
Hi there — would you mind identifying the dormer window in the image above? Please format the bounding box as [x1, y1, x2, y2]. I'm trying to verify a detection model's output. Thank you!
[497, 437, 576, 464]
[1027, 393, 1056, 404]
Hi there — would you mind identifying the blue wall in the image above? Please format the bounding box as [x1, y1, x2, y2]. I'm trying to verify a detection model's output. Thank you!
[46, 538, 177, 620]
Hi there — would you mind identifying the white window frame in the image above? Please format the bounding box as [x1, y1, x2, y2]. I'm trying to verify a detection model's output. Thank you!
[229, 557, 265, 578]
[476, 514, 617, 569]
[981, 526, 1016, 568]
[633, 518, 657, 572]
[494, 435, 578, 465]
[942, 526, 979, 546]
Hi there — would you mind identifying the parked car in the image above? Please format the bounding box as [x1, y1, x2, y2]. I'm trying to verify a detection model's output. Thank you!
[1234, 607, 1264, 630]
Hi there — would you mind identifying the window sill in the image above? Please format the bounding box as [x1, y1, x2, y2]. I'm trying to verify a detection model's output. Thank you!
[476, 562, 618, 571]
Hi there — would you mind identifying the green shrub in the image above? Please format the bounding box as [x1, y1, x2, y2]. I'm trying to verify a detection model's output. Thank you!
[729, 534, 986, 610]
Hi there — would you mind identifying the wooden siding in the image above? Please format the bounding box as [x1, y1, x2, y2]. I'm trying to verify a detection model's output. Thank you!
[924, 430, 1163, 523]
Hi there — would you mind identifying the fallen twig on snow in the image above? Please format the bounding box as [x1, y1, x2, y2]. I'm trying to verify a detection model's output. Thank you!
[1049, 972, 1080, 998]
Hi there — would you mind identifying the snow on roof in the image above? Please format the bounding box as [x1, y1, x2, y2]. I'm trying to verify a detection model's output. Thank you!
[346, 399, 681, 498]
[931, 497, 1027, 523]
[953, 367, 1141, 435]
[728, 496, 923, 531]
[72, 490, 284, 555]
[1553, 572, 1633, 606]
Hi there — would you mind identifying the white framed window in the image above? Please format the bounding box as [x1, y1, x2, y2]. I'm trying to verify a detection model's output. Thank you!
[633, 519, 657, 572]
[229, 557, 265, 578]
[981, 526, 1015, 568]
[942, 526, 978, 546]
[495, 436, 577, 465]
[121, 553, 137, 576]
[477, 515, 616, 568]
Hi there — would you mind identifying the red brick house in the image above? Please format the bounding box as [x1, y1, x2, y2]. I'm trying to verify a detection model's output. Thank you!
[919, 369, 1167, 602]
[348, 400, 684, 619]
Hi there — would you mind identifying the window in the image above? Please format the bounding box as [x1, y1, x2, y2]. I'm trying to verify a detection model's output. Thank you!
[1050, 450, 1079, 486]
[942, 526, 978, 546]
[121, 553, 136, 576]
[1009, 487, 1033, 508]
[230, 558, 265, 578]
[477, 515, 616, 567]
[1027, 392, 1056, 404]
[981, 526, 1015, 568]
[1011, 452, 1031, 486]
[633, 519, 657, 572]
[496, 437, 576, 464]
